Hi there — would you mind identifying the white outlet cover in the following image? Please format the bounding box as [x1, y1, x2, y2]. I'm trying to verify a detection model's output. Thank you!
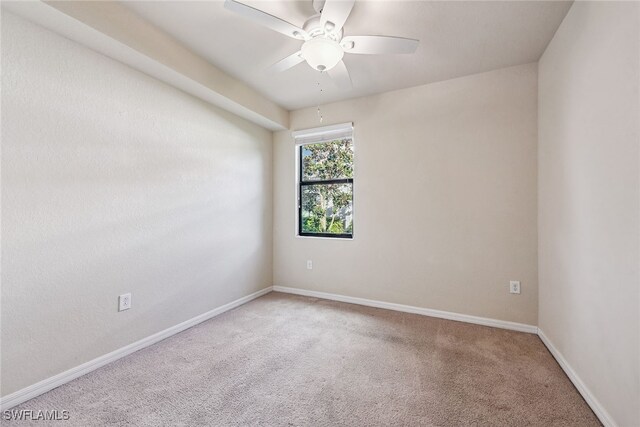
[119, 293, 132, 311]
[509, 281, 521, 294]
[306, 260, 313, 270]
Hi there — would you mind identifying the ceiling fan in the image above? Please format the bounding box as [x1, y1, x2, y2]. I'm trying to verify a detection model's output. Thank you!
[224, 0, 420, 88]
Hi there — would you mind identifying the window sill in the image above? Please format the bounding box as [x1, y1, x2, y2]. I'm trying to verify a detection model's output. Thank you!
[296, 235, 354, 241]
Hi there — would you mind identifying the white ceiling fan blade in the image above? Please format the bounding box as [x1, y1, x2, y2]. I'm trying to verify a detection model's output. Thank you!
[328, 60, 351, 89]
[320, 0, 355, 33]
[269, 51, 305, 72]
[341, 36, 419, 55]
[224, 0, 308, 40]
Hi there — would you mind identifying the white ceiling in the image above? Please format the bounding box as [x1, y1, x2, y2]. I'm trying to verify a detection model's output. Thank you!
[124, 1, 572, 110]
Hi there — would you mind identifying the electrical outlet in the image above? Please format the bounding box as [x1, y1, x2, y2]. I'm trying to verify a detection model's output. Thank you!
[118, 293, 132, 311]
[306, 260, 313, 270]
[509, 281, 521, 295]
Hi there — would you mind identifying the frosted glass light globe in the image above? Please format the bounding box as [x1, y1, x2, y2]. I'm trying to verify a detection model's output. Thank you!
[301, 38, 344, 71]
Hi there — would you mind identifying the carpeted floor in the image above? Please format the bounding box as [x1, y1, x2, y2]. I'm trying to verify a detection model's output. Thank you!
[6, 292, 600, 426]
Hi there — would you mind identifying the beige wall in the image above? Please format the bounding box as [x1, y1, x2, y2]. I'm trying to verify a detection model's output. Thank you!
[274, 63, 539, 325]
[1, 12, 273, 396]
[538, 2, 640, 426]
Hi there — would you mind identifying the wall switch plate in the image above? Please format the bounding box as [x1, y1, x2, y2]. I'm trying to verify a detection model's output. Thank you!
[119, 293, 132, 311]
[509, 281, 521, 294]
[306, 260, 313, 270]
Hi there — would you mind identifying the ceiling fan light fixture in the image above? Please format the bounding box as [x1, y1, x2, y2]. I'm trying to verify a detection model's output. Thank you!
[301, 37, 344, 71]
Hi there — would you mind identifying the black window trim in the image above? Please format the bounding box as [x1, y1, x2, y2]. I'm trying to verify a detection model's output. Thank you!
[298, 141, 354, 239]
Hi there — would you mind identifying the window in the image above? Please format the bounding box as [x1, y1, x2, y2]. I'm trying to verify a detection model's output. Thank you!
[294, 123, 354, 239]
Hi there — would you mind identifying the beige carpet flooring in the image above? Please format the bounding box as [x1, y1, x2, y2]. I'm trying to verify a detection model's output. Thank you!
[6, 292, 600, 426]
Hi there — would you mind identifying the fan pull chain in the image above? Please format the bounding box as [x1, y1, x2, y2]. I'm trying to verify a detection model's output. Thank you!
[316, 78, 323, 124]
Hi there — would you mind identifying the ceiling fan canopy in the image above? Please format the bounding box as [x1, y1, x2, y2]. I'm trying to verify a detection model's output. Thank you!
[223, 0, 420, 87]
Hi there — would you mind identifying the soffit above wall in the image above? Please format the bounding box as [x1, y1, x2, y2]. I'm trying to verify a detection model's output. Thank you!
[2, 1, 289, 131]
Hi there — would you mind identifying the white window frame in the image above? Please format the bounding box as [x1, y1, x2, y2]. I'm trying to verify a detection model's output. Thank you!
[293, 122, 355, 240]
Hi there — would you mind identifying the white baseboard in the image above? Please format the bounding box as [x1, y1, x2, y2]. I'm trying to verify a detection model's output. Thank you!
[272, 285, 538, 334]
[537, 329, 617, 427]
[0, 286, 273, 411]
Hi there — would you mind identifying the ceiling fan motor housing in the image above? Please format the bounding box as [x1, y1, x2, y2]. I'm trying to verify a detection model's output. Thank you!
[303, 14, 343, 41]
[300, 14, 345, 71]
